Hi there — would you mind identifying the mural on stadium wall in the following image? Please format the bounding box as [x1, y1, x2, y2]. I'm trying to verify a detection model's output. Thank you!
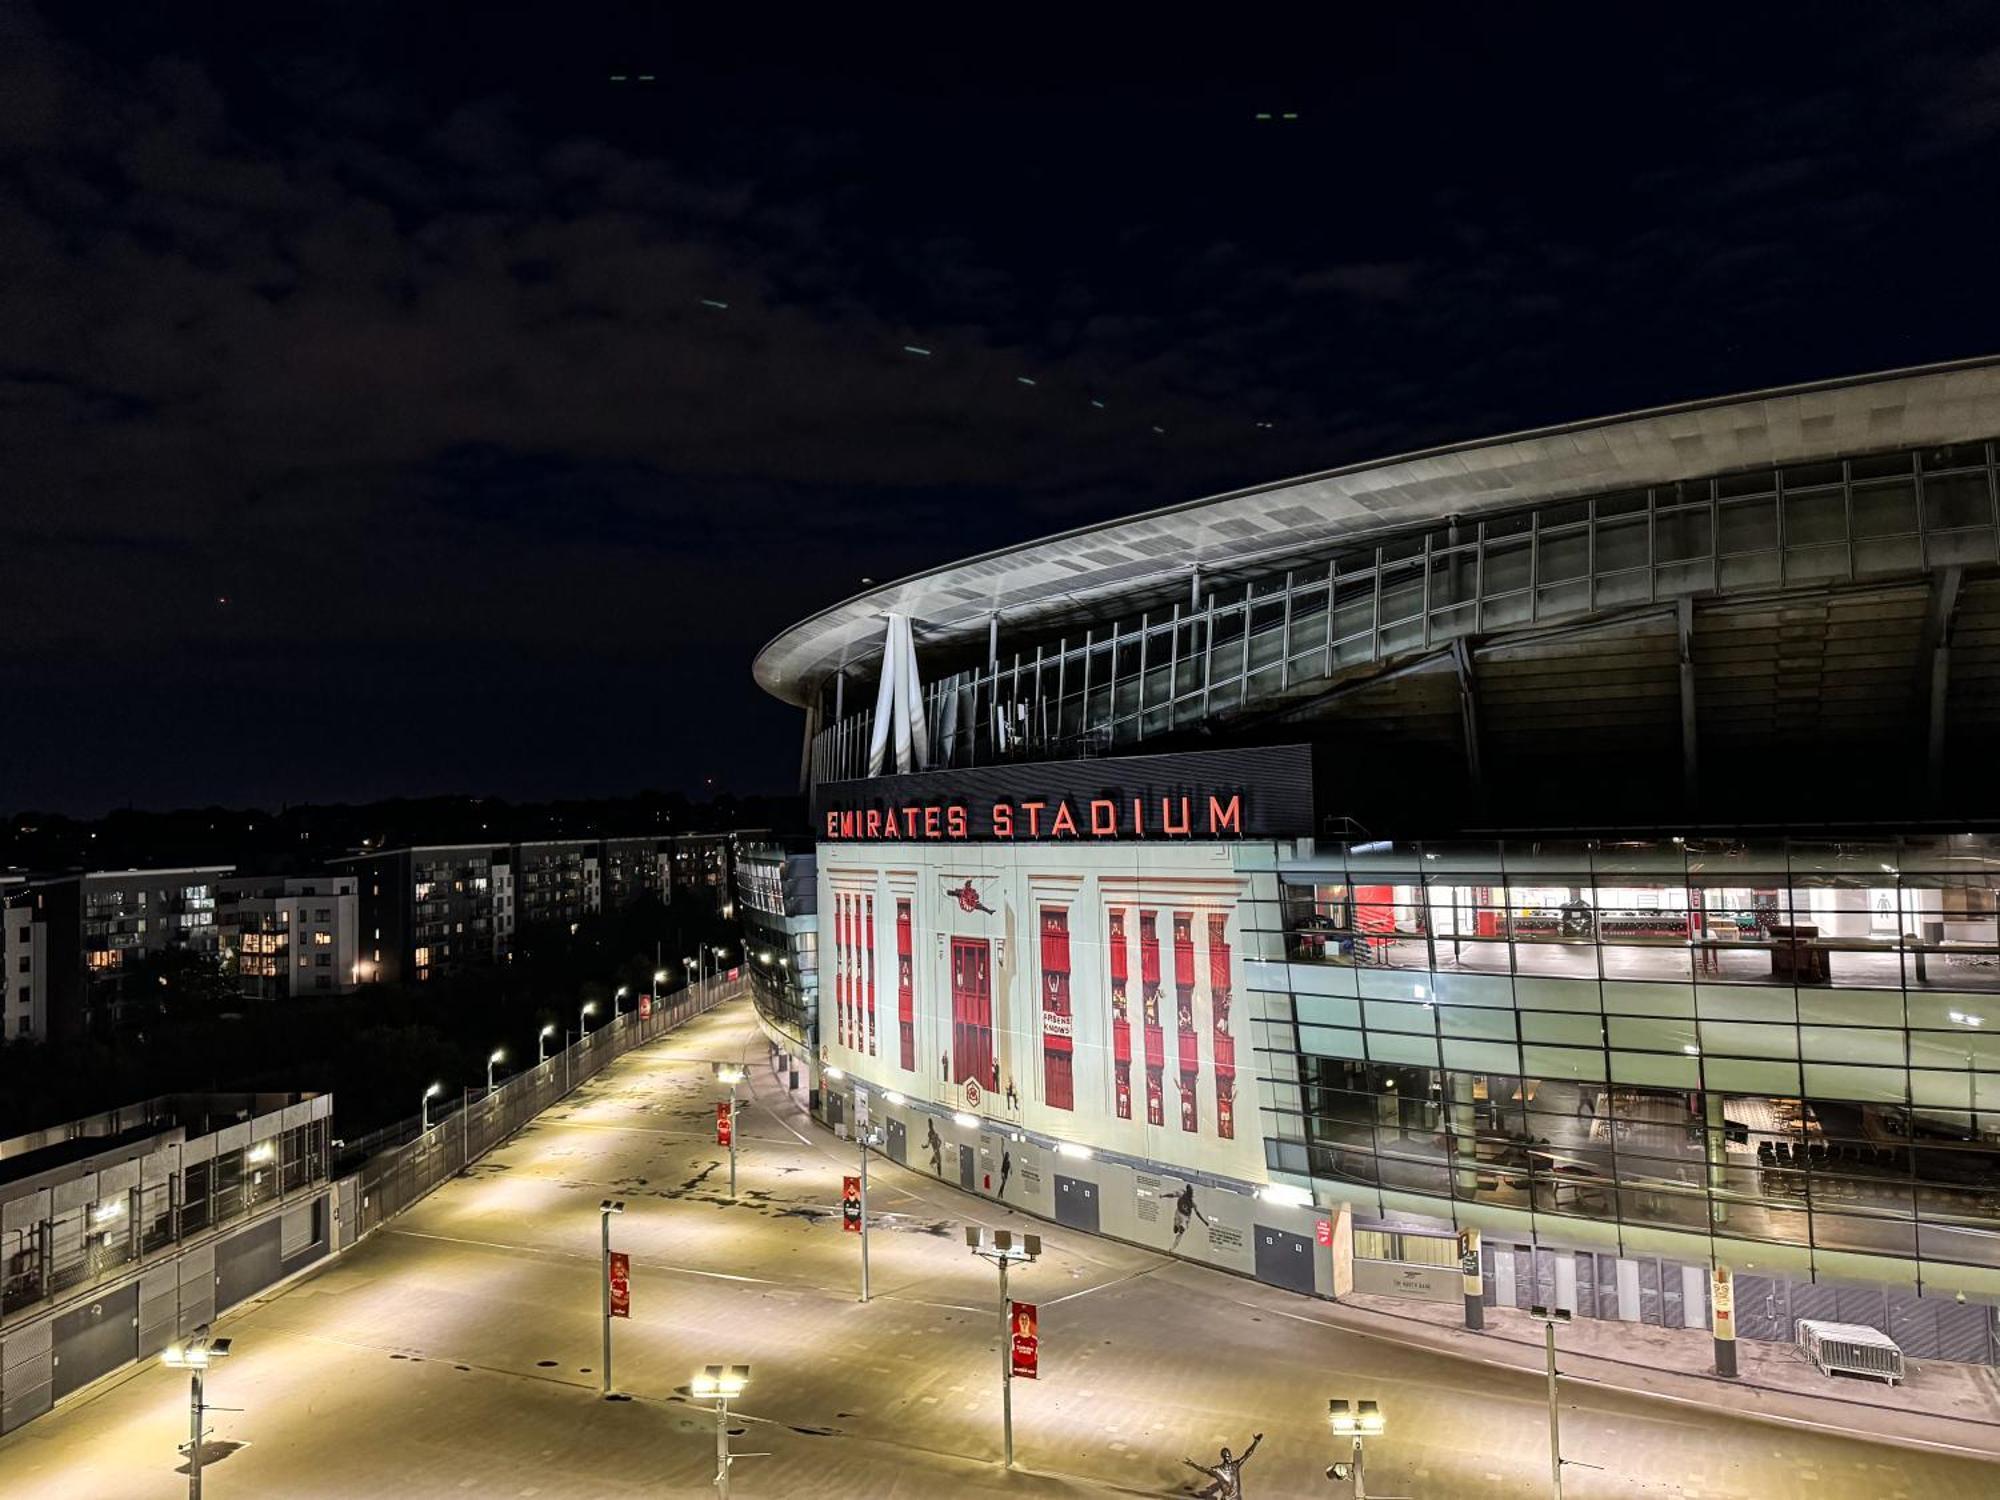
[818, 841, 1271, 1184]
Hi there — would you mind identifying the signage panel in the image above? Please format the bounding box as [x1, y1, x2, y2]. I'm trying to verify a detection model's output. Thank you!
[716, 1101, 733, 1147]
[1009, 1300, 1038, 1379]
[842, 1175, 862, 1232]
[608, 1251, 630, 1318]
[814, 744, 1311, 843]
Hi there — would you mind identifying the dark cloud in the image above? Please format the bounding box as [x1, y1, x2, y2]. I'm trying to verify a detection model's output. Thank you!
[3, 4, 2000, 812]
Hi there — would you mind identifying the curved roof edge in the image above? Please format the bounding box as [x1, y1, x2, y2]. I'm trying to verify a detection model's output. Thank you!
[754, 355, 2000, 707]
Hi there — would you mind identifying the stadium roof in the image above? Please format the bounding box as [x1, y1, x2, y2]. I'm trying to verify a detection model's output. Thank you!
[754, 356, 2000, 708]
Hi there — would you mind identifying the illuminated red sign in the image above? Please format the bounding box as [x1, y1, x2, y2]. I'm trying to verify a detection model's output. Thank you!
[1316, 1218, 1332, 1248]
[1009, 1300, 1038, 1379]
[609, 1251, 630, 1318]
[842, 1175, 862, 1232]
[822, 794, 1244, 843]
[716, 1101, 733, 1147]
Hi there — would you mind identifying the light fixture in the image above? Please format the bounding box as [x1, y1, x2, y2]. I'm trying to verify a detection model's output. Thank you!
[825, 1065, 845, 1080]
[1056, 1141, 1092, 1159]
[162, 1330, 232, 1370]
[884, 1090, 906, 1106]
[713, 1063, 746, 1085]
[245, 1142, 275, 1165]
[953, 1111, 980, 1129]
[691, 1363, 750, 1399]
[1259, 1183, 1312, 1207]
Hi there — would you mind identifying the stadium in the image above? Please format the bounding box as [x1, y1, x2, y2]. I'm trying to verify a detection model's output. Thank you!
[751, 357, 2000, 1365]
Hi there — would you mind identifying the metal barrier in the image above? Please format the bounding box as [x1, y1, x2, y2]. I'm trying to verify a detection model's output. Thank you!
[351, 976, 738, 1239]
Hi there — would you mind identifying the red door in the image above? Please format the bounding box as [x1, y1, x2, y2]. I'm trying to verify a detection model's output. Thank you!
[951, 937, 994, 1092]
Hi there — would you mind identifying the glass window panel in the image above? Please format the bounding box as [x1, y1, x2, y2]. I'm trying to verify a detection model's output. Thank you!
[1717, 470, 1775, 500]
[1921, 442, 1990, 471]
[1595, 516, 1648, 571]
[1850, 450, 1915, 480]
[1654, 507, 1712, 564]
[1924, 471, 1994, 531]
[1783, 488, 1846, 545]
[1717, 497, 1777, 553]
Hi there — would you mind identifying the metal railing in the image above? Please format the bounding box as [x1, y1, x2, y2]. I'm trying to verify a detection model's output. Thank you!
[349, 975, 739, 1238]
[811, 437, 2000, 783]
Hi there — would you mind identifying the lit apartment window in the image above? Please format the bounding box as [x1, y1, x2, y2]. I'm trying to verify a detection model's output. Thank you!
[312, 931, 332, 946]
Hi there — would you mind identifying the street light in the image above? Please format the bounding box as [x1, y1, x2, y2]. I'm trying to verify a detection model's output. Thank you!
[1326, 1398, 1386, 1497]
[162, 1325, 233, 1500]
[1528, 1304, 1573, 1499]
[853, 1084, 882, 1302]
[615, 984, 630, 1013]
[599, 1199, 625, 1397]
[421, 1081, 442, 1133]
[691, 1364, 751, 1498]
[1326, 1400, 1383, 1493]
[487, 1049, 505, 1095]
[653, 967, 669, 995]
[580, 999, 598, 1037]
[966, 1226, 1040, 1468]
[713, 1063, 745, 1197]
[538, 1023, 556, 1062]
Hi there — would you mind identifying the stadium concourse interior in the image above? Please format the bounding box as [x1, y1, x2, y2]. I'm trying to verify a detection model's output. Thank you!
[1264, 833, 2000, 1279]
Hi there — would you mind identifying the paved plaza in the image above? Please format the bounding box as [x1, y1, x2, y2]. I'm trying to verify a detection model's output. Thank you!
[2, 999, 1997, 1498]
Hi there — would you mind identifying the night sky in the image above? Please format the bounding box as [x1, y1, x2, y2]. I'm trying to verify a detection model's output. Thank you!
[6, 4, 2000, 815]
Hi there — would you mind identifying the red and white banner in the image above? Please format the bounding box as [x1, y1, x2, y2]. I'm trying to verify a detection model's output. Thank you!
[608, 1251, 630, 1318]
[1009, 1300, 1038, 1379]
[716, 1101, 733, 1147]
[639, 993, 653, 1020]
[842, 1174, 862, 1232]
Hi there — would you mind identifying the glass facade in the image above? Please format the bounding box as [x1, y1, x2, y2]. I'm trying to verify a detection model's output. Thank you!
[1247, 833, 2000, 1284]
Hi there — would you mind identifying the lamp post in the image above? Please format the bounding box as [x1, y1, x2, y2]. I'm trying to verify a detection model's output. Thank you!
[654, 968, 669, 1009]
[580, 999, 598, 1046]
[599, 1198, 625, 1396]
[691, 1364, 751, 1498]
[1326, 1398, 1385, 1498]
[421, 1081, 442, 1133]
[852, 1083, 881, 1302]
[538, 1024, 555, 1064]
[965, 1226, 1040, 1468]
[162, 1325, 233, 1500]
[713, 1063, 745, 1197]
[487, 1049, 504, 1096]
[615, 985, 630, 1014]
[1528, 1304, 1572, 1499]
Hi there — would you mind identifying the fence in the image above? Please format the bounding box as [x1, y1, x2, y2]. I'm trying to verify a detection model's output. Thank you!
[350, 975, 738, 1239]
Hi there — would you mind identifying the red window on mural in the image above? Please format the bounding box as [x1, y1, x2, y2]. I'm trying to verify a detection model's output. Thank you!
[864, 894, 876, 1057]
[1173, 911, 1199, 1134]
[1209, 913, 1236, 1139]
[1108, 907, 1132, 1120]
[1039, 906, 1074, 1111]
[896, 899, 915, 1071]
[835, 893, 849, 1049]
[950, 937, 995, 1093]
[1140, 910, 1165, 1127]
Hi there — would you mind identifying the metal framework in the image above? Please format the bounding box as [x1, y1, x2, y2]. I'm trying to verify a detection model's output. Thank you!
[809, 439, 2000, 786]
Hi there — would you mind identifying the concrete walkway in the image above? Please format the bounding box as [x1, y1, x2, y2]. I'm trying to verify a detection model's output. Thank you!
[1, 997, 1996, 1498]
